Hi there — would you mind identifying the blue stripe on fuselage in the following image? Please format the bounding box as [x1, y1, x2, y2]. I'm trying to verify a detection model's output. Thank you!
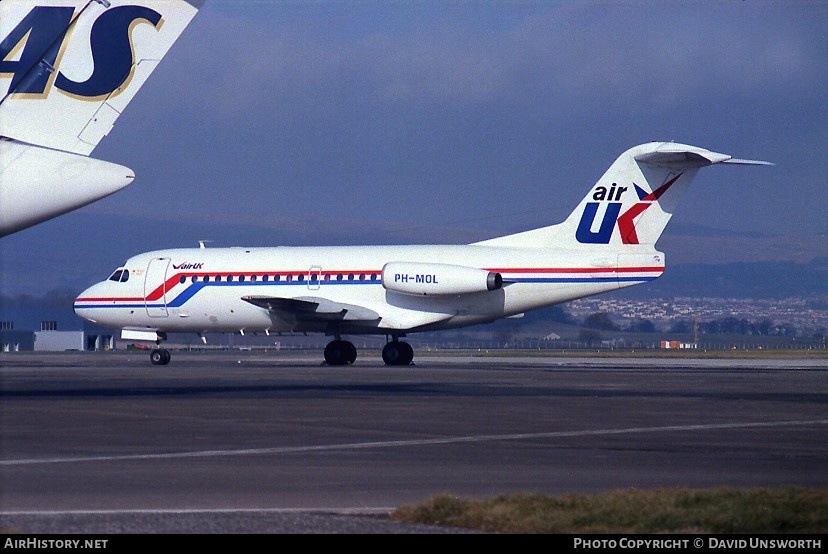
[75, 275, 659, 311]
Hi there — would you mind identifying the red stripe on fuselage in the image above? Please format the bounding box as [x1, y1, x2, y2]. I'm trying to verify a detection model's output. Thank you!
[95, 265, 665, 304]
[145, 269, 383, 301]
[489, 266, 664, 274]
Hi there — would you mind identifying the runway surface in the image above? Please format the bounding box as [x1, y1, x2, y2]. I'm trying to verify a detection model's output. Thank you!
[1, 350, 826, 533]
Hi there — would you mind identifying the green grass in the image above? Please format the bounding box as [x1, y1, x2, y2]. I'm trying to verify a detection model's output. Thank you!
[391, 488, 828, 533]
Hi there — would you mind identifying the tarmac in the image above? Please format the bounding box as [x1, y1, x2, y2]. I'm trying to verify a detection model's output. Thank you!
[1, 350, 825, 533]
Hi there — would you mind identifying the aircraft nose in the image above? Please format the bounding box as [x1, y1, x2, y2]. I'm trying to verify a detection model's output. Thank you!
[73, 283, 105, 323]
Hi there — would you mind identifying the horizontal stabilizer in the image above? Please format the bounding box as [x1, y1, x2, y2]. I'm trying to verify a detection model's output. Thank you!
[634, 145, 772, 168]
[721, 158, 774, 166]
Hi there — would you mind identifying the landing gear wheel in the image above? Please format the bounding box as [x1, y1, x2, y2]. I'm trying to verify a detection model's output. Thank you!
[150, 348, 171, 365]
[324, 340, 357, 366]
[382, 341, 414, 366]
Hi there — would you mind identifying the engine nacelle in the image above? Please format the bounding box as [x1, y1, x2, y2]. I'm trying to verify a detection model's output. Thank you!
[382, 262, 502, 296]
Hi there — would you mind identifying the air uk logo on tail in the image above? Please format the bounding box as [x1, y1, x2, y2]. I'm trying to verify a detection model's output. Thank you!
[575, 174, 682, 244]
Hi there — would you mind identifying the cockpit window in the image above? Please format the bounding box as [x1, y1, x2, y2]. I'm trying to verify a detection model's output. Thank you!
[108, 269, 129, 283]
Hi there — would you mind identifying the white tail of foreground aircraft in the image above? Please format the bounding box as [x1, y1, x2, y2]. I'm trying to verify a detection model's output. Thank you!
[74, 142, 771, 366]
[0, 0, 204, 237]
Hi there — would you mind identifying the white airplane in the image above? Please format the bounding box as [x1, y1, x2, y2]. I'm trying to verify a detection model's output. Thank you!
[0, 0, 204, 237]
[74, 142, 770, 366]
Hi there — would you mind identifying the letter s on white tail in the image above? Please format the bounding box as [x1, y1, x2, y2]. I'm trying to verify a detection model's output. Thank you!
[0, 1, 204, 238]
[0, 0, 205, 156]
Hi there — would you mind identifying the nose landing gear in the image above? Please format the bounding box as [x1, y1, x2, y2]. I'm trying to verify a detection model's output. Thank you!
[150, 348, 171, 365]
[150, 331, 170, 365]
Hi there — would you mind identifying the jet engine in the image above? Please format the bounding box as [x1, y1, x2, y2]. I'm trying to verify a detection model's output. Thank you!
[381, 262, 502, 296]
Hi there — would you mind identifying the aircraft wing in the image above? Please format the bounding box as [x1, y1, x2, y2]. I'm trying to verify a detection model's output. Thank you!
[241, 295, 381, 322]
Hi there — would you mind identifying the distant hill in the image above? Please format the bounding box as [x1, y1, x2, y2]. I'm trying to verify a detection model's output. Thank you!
[656, 229, 827, 265]
[617, 259, 828, 299]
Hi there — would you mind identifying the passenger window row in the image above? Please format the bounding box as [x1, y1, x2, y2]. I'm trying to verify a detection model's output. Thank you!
[177, 273, 379, 284]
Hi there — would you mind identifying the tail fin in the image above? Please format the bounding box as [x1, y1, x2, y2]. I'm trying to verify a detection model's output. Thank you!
[0, 0, 204, 155]
[475, 142, 771, 249]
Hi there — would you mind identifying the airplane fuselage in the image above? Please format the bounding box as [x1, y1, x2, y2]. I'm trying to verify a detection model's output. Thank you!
[74, 245, 664, 336]
[73, 142, 768, 366]
[0, 140, 133, 236]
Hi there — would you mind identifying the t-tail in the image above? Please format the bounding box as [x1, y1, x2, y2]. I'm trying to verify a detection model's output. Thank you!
[475, 142, 771, 251]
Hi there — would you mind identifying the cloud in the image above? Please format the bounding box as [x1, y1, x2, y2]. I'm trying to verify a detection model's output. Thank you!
[167, 2, 825, 121]
[42, 0, 824, 306]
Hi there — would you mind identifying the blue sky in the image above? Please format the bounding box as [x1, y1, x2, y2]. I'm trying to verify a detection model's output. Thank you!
[1, 0, 826, 297]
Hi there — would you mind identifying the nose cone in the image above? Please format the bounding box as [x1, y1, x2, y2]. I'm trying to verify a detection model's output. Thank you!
[73, 282, 108, 323]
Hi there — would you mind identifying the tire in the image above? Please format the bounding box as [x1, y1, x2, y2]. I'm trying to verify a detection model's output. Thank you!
[325, 340, 356, 366]
[344, 341, 357, 365]
[382, 341, 413, 366]
[150, 348, 171, 366]
[398, 341, 414, 365]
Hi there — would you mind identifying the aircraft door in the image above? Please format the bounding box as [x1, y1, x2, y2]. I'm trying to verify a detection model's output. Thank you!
[144, 257, 171, 317]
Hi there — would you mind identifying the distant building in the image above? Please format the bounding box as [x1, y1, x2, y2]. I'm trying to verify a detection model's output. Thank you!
[660, 340, 697, 349]
[0, 331, 35, 352]
[0, 319, 114, 352]
[34, 331, 85, 351]
[84, 331, 115, 351]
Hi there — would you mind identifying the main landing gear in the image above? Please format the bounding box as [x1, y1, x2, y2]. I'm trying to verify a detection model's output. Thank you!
[323, 339, 357, 366]
[150, 331, 170, 366]
[322, 334, 414, 366]
[382, 339, 414, 366]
